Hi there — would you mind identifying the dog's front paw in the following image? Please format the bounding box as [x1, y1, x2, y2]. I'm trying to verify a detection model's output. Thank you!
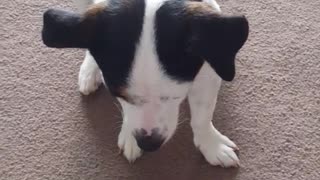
[118, 130, 142, 163]
[78, 65, 102, 95]
[194, 132, 239, 167]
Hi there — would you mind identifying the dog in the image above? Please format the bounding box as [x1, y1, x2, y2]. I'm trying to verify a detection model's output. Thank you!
[42, 0, 249, 167]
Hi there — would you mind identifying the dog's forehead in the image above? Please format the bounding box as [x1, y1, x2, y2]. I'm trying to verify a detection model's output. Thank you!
[88, 0, 207, 98]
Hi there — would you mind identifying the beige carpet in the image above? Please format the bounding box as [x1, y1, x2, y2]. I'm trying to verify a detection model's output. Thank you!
[1, 0, 320, 179]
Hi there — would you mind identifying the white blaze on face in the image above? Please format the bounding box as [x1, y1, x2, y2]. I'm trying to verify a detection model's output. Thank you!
[118, 0, 191, 138]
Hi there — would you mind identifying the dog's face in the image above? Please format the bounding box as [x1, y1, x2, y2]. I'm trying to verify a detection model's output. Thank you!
[42, 0, 248, 150]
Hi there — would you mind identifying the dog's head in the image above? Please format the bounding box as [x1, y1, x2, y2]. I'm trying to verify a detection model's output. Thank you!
[42, 0, 249, 152]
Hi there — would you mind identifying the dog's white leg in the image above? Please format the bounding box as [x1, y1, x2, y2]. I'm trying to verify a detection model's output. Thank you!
[203, 0, 221, 12]
[74, 1, 102, 95]
[188, 63, 239, 167]
[118, 116, 142, 163]
[78, 51, 102, 95]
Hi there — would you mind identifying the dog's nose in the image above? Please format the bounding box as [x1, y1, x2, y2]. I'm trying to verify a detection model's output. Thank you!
[134, 128, 165, 152]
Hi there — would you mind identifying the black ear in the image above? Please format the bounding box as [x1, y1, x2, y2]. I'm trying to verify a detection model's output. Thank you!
[42, 8, 96, 48]
[189, 14, 249, 81]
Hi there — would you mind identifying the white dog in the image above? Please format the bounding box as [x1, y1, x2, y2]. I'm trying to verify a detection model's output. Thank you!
[42, 0, 249, 167]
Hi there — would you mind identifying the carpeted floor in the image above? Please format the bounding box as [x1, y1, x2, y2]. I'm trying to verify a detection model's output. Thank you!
[1, 0, 319, 179]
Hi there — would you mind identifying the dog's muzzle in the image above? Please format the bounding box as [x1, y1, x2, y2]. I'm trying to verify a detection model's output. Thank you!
[134, 128, 165, 152]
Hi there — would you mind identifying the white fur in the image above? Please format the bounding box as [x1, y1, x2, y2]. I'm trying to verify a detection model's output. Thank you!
[117, 0, 187, 161]
[203, 0, 221, 12]
[189, 62, 239, 167]
[117, 112, 142, 162]
[78, 51, 103, 95]
[76, 0, 239, 167]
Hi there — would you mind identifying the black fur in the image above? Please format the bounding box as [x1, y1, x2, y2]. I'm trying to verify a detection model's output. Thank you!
[42, 0, 146, 96]
[188, 14, 249, 81]
[155, 0, 204, 82]
[42, 0, 249, 97]
[42, 9, 93, 48]
[155, 0, 249, 82]
[88, 0, 145, 95]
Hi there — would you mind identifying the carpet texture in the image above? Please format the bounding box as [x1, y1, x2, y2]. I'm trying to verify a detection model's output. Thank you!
[1, 0, 319, 179]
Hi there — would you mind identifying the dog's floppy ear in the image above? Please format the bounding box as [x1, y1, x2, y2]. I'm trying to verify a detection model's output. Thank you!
[42, 5, 104, 48]
[186, 3, 249, 81]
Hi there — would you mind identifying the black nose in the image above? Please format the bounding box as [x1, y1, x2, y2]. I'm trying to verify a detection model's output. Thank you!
[134, 129, 165, 152]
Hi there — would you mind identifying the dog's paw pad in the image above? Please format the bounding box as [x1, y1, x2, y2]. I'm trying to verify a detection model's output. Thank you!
[78, 68, 102, 95]
[118, 132, 142, 163]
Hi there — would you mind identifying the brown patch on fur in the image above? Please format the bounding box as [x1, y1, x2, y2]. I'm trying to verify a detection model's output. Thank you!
[85, 2, 106, 17]
[185, 2, 220, 17]
[72, 2, 106, 44]
[115, 87, 135, 105]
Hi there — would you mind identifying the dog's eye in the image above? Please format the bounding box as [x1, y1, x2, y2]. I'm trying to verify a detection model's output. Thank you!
[172, 97, 182, 100]
[135, 98, 148, 105]
[126, 95, 148, 106]
[160, 96, 183, 103]
[160, 96, 169, 102]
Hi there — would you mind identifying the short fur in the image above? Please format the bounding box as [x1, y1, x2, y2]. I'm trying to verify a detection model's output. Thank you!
[42, 0, 249, 167]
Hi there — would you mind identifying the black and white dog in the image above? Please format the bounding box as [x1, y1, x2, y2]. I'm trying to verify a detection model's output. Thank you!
[42, 0, 249, 167]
